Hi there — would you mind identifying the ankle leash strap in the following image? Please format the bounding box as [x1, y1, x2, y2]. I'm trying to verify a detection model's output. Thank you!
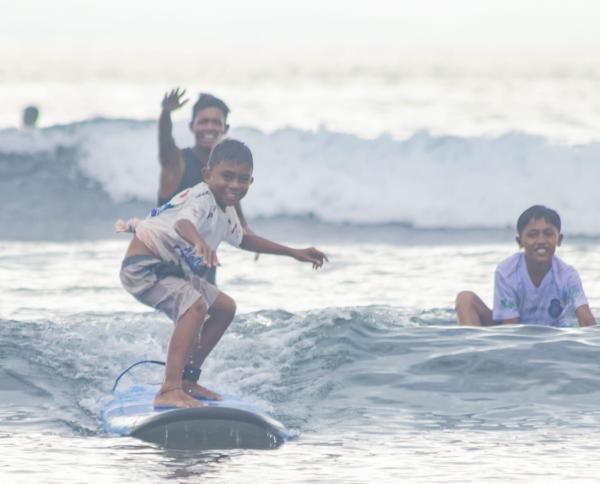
[182, 364, 201, 382]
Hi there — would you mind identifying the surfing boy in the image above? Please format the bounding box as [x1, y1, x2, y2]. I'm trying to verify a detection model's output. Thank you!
[118, 139, 327, 409]
[456, 205, 596, 327]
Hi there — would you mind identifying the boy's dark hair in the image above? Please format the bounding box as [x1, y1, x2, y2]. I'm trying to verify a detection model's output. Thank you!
[207, 139, 253, 169]
[517, 205, 561, 235]
[191, 93, 230, 122]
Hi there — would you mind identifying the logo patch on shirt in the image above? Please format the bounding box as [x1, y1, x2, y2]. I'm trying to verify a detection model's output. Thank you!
[548, 299, 563, 318]
[150, 202, 174, 217]
[500, 299, 517, 310]
[174, 244, 207, 275]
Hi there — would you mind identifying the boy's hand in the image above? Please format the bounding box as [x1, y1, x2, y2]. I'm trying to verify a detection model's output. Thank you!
[194, 241, 219, 267]
[291, 247, 328, 269]
[162, 88, 188, 113]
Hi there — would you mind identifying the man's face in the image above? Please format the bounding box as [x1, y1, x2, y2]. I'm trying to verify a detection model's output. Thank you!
[517, 217, 562, 265]
[204, 160, 253, 209]
[190, 107, 227, 148]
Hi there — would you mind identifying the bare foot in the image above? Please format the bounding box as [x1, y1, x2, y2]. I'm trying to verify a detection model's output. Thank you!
[154, 387, 203, 408]
[182, 382, 223, 401]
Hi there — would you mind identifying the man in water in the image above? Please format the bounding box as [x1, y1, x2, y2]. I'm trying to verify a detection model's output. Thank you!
[157, 88, 250, 283]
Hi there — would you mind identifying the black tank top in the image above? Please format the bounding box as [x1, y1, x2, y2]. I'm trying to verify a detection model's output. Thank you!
[157, 147, 209, 206]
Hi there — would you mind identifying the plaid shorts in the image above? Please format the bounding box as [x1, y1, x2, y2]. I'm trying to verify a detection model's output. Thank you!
[120, 255, 218, 323]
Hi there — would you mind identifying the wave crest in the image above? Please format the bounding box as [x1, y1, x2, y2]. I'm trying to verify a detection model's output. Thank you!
[2, 119, 599, 236]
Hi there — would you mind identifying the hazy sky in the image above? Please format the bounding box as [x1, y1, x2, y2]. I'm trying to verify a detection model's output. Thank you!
[3, 0, 600, 58]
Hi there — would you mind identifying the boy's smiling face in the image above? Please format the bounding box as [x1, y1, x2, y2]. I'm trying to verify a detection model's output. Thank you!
[203, 160, 253, 209]
[517, 217, 563, 265]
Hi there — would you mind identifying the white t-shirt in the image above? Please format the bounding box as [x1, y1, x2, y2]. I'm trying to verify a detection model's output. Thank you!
[493, 253, 588, 326]
[135, 183, 243, 274]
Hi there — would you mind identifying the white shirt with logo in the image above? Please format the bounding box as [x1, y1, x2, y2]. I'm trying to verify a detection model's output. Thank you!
[135, 182, 243, 274]
[493, 253, 588, 327]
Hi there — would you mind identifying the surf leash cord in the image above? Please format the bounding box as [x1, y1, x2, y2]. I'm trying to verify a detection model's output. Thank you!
[111, 360, 165, 392]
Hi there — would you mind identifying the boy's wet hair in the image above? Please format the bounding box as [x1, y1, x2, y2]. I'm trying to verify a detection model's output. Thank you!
[191, 93, 230, 122]
[517, 205, 561, 235]
[207, 139, 253, 169]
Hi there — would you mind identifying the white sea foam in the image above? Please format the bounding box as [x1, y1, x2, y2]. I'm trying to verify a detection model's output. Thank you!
[1, 119, 599, 234]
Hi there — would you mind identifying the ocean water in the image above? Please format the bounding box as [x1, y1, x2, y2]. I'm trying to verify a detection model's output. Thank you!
[2, 52, 600, 482]
[1, 239, 600, 483]
[3, 118, 600, 239]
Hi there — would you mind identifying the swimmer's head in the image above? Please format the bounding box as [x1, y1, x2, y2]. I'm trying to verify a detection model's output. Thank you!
[22, 105, 39, 128]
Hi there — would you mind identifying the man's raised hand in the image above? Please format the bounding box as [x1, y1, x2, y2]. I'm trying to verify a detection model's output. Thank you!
[162, 88, 188, 113]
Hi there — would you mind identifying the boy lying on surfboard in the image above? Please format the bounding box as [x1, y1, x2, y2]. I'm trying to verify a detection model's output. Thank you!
[116, 139, 327, 409]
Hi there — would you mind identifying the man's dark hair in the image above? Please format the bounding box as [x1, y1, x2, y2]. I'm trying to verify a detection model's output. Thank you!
[191, 93, 230, 122]
[516, 205, 561, 235]
[207, 139, 253, 169]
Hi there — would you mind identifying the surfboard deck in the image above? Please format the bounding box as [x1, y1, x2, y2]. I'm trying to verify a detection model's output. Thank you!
[102, 385, 287, 450]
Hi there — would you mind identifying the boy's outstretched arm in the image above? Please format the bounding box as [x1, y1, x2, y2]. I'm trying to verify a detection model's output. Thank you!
[240, 233, 327, 269]
[575, 304, 597, 327]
